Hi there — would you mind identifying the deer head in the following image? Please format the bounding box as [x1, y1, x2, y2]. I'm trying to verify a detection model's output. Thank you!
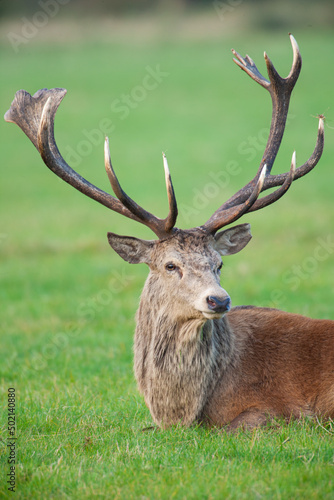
[5, 35, 324, 321]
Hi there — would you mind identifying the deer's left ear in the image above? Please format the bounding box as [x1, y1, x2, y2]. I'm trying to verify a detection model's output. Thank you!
[107, 233, 155, 264]
[213, 223, 252, 256]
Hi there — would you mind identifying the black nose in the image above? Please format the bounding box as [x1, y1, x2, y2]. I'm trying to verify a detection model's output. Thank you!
[207, 295, 231, 313]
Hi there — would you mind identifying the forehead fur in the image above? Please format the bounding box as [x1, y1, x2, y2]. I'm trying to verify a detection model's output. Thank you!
[152, 228, 218, 263]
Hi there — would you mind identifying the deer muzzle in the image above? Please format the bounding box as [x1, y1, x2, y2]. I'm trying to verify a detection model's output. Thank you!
[206, 295, 231, 314]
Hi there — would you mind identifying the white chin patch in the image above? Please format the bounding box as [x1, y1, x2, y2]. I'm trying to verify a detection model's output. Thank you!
[202, 311, 225, 320]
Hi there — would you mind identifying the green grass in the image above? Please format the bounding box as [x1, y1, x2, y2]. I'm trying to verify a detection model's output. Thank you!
[1, 17, 334, 499]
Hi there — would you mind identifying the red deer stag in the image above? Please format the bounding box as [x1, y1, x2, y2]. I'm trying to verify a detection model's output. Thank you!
[5, 35, 334, 430]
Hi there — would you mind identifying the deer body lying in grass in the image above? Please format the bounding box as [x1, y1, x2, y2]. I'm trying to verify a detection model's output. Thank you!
[5, 35, 334, 430]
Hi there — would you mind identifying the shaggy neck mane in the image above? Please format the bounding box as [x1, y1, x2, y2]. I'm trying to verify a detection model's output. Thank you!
[134, 275, 235, 427]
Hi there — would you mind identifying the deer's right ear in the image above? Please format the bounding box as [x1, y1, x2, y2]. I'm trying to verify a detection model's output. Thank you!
[107, 233, 154, 264]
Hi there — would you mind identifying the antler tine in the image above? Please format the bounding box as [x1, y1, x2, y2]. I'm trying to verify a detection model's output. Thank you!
[248, 151, 296, 212]
[5, 87, 65, 150]
[284, 33, 301, 88]
[162, 153, 178, 233]
[232, 50, 270, 89]
[104, 139, 177, 238]
[202, 35, 324, 234]
[203, 165, 266, 234]
[104, 137, 154, 224]
[257, 116, 324, 192]
[220, 116, 324, 211]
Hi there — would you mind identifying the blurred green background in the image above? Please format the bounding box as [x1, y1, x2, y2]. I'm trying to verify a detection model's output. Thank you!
[1, 0, 333, 317]
[1, 1, 334, 498]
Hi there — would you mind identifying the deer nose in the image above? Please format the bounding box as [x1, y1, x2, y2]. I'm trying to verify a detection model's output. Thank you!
[207, 295, 231, 313]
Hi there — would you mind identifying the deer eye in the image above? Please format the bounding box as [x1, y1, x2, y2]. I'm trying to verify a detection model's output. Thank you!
[165, 262, 177, 271]
[217, 262, 223, 272]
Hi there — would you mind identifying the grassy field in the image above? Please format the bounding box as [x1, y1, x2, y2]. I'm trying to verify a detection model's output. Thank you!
[1, 15, 334, 499]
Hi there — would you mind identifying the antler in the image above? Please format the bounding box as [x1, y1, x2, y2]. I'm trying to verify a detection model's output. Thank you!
[202, 34, 324, 234]
[4, 88, 178, 240]
[4, 35, 324, 240]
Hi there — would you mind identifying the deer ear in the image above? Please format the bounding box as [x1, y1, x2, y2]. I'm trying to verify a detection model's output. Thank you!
[214, 223, 252, 256]
[107, 233, 155, 264]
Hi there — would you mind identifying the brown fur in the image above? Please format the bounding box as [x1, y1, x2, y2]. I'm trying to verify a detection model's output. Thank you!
[203, 308, 334, 429]
[129, 229, 334, 430]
